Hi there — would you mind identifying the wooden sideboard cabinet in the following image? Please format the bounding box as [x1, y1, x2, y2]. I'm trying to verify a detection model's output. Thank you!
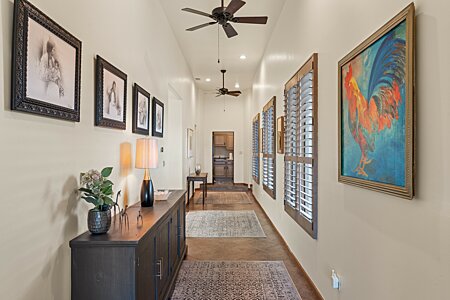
[70, 190, 187, 300]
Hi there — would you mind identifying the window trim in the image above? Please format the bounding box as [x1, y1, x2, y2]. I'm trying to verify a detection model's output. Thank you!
[252, 113, 260, 184]
[262, 96, 276, 199]
[284, 53, 318, 239]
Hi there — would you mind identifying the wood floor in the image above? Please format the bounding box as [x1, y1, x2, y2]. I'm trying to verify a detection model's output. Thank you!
[185, 190, 322, 300]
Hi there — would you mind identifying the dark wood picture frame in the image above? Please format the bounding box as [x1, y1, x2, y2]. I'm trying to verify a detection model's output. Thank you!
[151, 97, 164, 138]
[338, 4, 415, 199]
[11, 0, 82, 121]
[132, 83, 150, 135]
[95, 55, 127, 129]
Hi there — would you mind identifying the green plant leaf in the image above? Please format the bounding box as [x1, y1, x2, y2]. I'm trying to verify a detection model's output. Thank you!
[101, 167, 113, 178]
[103, 197, 114, 206]
[101, 185, 113, 195]
[82, 196, 100, 207]
[79, 187, 93, 194]
[101, 180, 113, 189]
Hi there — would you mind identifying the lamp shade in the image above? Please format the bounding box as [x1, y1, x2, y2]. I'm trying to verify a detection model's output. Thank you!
[135, 138, 158, 169]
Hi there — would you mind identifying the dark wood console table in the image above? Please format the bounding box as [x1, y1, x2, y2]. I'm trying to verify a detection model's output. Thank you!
[187, 173, 207, 205]
[70, 190, 187, 300]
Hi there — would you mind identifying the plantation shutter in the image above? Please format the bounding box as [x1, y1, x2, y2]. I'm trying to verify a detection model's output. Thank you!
[252, 114, 260, 184]
[262, 97, 276, 199]
[284, 54, 318, 239]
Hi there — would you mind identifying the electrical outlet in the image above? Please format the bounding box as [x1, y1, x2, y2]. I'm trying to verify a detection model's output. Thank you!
[331, 269, 341, 290]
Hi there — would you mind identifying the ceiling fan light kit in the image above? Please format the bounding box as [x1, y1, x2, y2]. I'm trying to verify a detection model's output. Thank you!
[182, 0, 268, 38]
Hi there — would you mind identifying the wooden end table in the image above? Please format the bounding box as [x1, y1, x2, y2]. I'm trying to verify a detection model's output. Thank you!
[187, 173, 208, 205]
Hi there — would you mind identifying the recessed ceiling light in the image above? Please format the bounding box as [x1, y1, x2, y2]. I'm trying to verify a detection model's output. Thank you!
[240, 55, 247, 60]
[235, 83, 240, 88]
[205, 78, 211, 82]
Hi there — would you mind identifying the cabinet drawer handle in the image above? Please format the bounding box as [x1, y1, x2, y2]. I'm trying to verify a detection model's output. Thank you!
[155, 258, 163, 280]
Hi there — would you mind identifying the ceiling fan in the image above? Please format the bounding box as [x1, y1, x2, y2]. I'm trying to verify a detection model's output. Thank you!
[182, 0, 268, 38]
[216, 70, 241, 97]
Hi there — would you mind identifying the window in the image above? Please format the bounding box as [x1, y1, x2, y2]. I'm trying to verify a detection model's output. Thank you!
[252, 114, 260, 184]
[284, 54, 318, 239]
[262, 97, 276, 199]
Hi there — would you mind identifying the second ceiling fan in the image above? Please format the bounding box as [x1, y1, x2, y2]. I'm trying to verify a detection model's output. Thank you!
[182, 0, 268, 38]
[216, 70, 241, 97]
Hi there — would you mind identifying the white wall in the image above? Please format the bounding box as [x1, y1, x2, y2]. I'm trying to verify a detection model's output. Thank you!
[247, 0, 450, 299]
[0, 0, 199, 299]
[199, 91, 249, 184]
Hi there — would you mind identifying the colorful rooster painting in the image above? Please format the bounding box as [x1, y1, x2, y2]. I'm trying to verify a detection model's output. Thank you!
[341, 21, 407, 186]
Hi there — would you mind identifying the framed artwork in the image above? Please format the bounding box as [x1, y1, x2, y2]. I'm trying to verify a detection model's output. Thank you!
[277, 116, 285, 154]
[187, 128, 194, 158]
[132, 84, 150, 135]
[152, 97, 164, 137]
[338, 4, 415, 199]
[95, 55, 127, 129]
[11, 0, 82, 121]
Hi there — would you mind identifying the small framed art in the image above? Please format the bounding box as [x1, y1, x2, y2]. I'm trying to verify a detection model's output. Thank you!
[132, 84, 150, 135]
[95, 55, 127, 129]
[152, 97, 164, 137]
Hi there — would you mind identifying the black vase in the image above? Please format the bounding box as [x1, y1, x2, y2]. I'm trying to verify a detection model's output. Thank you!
[87, 208, 111, 234]
[141, 179, 154, 207]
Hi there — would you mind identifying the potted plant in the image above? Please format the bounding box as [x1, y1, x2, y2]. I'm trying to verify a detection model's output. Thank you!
[79, 167, 116, 234]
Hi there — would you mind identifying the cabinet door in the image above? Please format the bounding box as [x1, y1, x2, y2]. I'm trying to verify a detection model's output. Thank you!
[169, 209, 178, 274]
[226, 164, 234, 178]
[214, 135, 226, 146]
[214, 165, 226, 177]
[156, 218, 170, 299]
[226, 135, 233, 150]
[136, 234, 156, 300]
[179, 200, 186, 254]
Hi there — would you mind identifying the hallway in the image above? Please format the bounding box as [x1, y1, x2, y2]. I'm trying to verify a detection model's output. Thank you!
[176, 190, 321, 300]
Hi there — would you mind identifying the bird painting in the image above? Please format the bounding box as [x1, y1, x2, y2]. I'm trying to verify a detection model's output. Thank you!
[341, 20, 407, 187]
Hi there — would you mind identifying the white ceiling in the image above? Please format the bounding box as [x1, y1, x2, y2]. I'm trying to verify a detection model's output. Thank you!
[160, 0, 286, 91]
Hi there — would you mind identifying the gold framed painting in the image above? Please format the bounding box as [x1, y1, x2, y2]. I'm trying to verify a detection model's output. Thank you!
[338, 3, 415, 199]
[277, 116, 284, 154]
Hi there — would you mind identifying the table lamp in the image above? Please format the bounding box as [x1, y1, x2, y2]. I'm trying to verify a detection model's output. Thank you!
[135, 138, 158, 207]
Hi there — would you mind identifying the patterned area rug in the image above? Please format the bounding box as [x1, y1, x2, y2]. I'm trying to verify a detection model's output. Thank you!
[195, 192, 252, 205]
[186, 210, 266, 238]
[200, 183, 249, 192]
[171, 261, 302, 300]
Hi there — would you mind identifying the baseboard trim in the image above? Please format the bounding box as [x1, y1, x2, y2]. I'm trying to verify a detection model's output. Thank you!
[248, 192, 325, 300]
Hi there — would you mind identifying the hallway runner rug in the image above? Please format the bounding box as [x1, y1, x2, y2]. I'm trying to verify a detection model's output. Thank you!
[171, 261, 302, 300]
[194, 192, 252, 205]
[186, 210, 266, 238]
[200, 183, 249, 192]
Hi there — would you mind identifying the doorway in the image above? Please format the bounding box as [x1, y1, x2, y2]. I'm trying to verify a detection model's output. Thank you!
[212, 131, 234, 184]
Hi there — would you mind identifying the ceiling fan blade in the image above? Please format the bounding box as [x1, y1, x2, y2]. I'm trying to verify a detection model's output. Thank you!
[181, 8, 213, 18]
[233, 16, 268, 24]
[186, 22, 217, 31]
[227, 91, 242, 96]
[223, 23, 238, 38]
[224, 0, 246, 15]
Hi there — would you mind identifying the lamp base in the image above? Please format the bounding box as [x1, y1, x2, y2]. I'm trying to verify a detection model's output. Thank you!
[140, 179, 154, 207]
